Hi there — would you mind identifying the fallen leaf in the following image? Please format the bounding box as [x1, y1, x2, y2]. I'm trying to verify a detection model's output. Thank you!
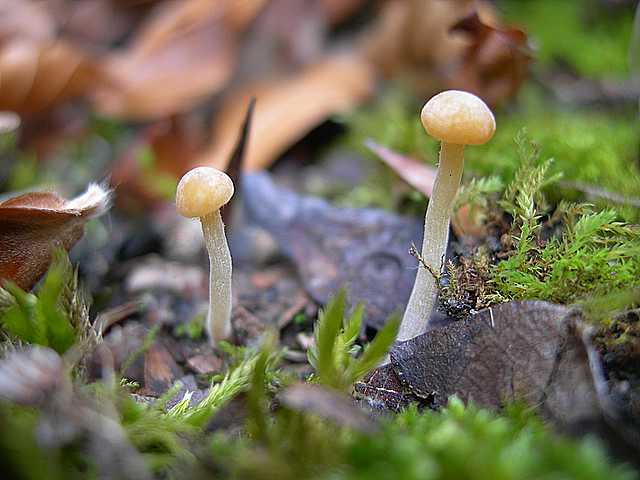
[356, 301, 640, 460]
[0, 38, 99, 115]
[198, 52, 375, 171]
[243, 172, 422, 329]
[449, 12, 531, 106]
[93, 0, 266, 119]
[0, 183, 111, 290]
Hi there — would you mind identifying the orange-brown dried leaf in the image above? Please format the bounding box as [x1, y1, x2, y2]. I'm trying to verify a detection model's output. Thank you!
[92, 0, 266, 120]
[448, 12, 531, 106]
[0, 39, 99, 115]
[199, 53, 375, 171]
[0, 184, 111, 290]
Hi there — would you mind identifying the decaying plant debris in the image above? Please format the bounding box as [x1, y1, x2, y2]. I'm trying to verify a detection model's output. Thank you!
[0, 0, 639, 479]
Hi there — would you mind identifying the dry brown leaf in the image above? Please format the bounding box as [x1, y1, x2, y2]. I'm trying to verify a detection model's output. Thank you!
[0, 39, 99, 115]
[0, 184, 111, 290]
[449, 12, 531, 106]
[198, 53, 375, 171]
[92, 0, 267, 120]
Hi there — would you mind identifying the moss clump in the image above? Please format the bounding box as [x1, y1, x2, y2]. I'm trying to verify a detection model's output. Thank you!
[346, 400, 635, 480]
[487, 132, 640, 304]
[211, 398, 636, 480]
[498, 0, 634, 78]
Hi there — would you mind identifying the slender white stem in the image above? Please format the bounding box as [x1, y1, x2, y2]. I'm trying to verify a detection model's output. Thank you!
[201, 210, 232, 344]
[398, 142, 465, 341]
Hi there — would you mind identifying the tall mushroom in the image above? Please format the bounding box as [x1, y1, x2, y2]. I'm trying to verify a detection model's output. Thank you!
[176, 167, 234, 344]
[398, 90, 495, 342]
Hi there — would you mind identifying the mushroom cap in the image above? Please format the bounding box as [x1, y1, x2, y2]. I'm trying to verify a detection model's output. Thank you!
[421, 90, 495, 145]
[176, 167, 234, 218]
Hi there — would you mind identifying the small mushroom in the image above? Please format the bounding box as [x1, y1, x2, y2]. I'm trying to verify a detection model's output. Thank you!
[398, 90, 495, 341]
[176, 167, 234, 344]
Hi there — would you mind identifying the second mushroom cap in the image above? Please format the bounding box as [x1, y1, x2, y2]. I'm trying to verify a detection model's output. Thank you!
[176, 167, 234, 218]
[421, 90, 495, 146]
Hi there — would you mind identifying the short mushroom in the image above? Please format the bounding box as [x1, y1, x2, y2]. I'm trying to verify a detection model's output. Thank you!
[398, 90, 495, 341]
[176, 167, 234, 344]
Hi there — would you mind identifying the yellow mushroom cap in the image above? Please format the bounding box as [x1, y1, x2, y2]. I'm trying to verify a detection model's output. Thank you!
[421, 90, 495, 146]
[176, 167, 234, 218]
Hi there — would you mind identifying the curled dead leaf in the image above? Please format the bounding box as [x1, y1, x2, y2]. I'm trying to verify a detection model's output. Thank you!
[0, 183, 111, 290]
[0, 39, 99, 115]
[199, 52, 375, 171]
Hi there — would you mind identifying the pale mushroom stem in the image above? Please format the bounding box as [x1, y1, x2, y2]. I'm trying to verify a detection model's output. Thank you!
[200, 210, 233, 343]
[398, 142, 464, 341]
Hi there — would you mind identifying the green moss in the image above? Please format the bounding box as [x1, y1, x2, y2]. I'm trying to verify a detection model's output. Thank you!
[173, 312, 205, 341]
[487, 133, 640, 305]
[345, 399, 635, 480]
[210, 398, 636, 480]
[491, 207, 640, 303]
[498, 0, 634, 78]
[339, 87, 640, 220]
